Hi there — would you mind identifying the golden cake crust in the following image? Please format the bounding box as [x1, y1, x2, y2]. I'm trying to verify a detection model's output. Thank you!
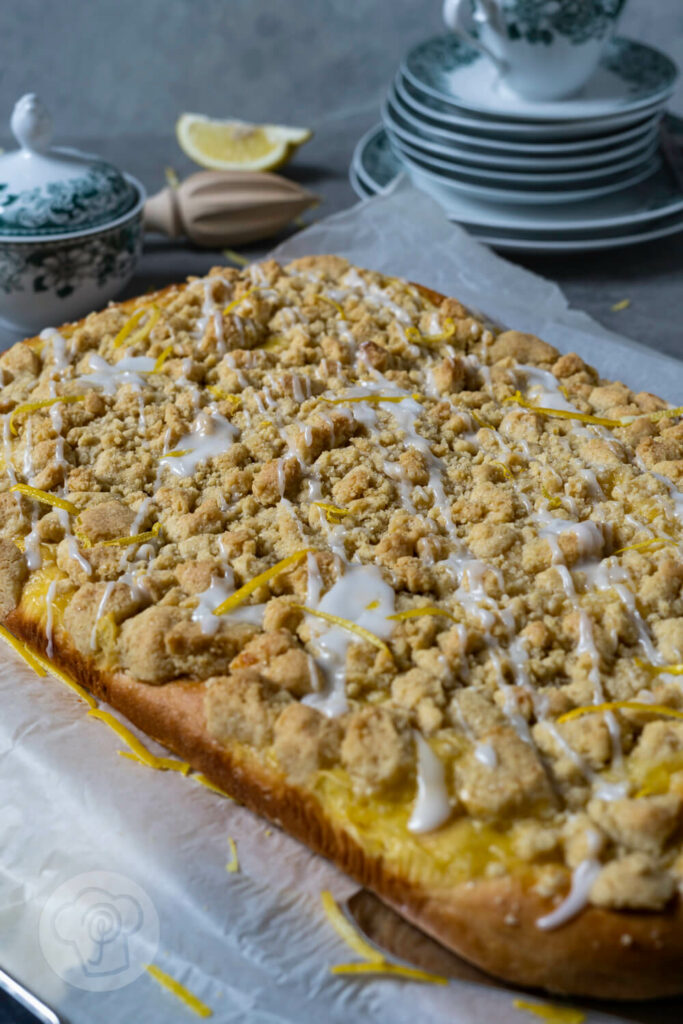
[4, 256, 683, 999]
[8, 601, 683, 1000]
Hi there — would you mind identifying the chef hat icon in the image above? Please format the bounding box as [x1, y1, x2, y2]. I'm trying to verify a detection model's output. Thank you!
[53, 886, 143, 978]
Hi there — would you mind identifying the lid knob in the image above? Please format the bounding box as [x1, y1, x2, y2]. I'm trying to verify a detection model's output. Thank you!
[11, 93, 53, 154]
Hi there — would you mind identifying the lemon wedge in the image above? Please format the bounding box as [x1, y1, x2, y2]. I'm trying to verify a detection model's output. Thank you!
[176, 114, 312, 172]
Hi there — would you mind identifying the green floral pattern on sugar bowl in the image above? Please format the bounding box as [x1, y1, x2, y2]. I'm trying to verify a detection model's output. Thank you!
[0, 162, 137, 236]
[0, 95, 146, 333]
[0, 217, 142, 299]
[487, 0, 628, 46]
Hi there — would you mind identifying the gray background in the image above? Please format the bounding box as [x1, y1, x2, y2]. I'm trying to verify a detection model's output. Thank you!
[2, 0, 682, 135]
[0, 0, 682, 352]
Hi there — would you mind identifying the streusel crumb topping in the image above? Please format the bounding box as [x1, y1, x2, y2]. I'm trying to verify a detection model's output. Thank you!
[3, 255, 683, 924]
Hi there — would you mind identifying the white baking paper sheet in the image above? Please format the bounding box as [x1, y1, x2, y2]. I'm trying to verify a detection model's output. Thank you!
[2, 180, 683, 1024]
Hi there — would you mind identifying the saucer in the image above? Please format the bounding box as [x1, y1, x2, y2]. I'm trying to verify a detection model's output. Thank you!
[384, 99, 661, 172]
[401, 35, 677, 122]
[352, 123, 683, 231]
[395, 73, 671, 140]
[393, 134, 660, 186]
[401, 149, 661, 205]
[386, 82, 662, 154]
[349, 158, 683, 254]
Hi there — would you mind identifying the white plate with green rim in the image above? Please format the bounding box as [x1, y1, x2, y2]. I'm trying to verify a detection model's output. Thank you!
[349, 161, 683, 254]
[400, 146, 661, 205]
[352, 123, 683, 231]
[401, 34, 678, 122]
[382, 96, 662, 171]
[468, 212, 683, 253]
[390, 130, 660, 186]
[389, 79, 663, 152]
[394, 73, 671, 140]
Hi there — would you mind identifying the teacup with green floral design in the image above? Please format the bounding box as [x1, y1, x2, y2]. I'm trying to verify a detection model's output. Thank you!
[443, 0, 629, 101]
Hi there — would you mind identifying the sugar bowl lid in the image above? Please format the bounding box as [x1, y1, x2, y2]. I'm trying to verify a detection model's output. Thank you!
[0, 94, 138, 237]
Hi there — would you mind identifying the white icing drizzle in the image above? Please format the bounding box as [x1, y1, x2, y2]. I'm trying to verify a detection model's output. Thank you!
[302, 564, 395, 718]
[408, 732, 452, 833]
[90, 580, 116, 649]
[78, 353, 156, 395]
[197, 277, 228, 355]
[474, 741, 498, 768]
[40, 327, 71, 375]
[305, 551, 322, 607]
[536, 859, 601, 930]
[2, 414, 18, 489]
[45, 578, 58, 657]
[191, 574, 236, 636]
[56, 508, 92, 578]
[22, 415, 34, 479]
[163, 412, 238, 478]
[24, 514, 42, 570]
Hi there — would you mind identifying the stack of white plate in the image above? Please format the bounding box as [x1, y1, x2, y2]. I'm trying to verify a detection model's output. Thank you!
[350, 34, 683, 254]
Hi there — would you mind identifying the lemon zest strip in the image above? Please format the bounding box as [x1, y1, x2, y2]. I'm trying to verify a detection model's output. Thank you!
[100, 522, 161, 548]
[193, 773, 233, 798]
[557, 701, 683, 724]
[365, 600, 379, 610]
[388, 606, 458, 625]
[152, 344, 174, 372]
[643, 405, 683, 424]
[88, 709, 189, 771]
[613, 537, 673, 555]
[129, 304, 161, 348]
[313, 501, 350, 523]
[0, 624, 47, 677]
[470, 409, 491, 430]
[119, 750, 191, 774]
[513, 999, 586, 1024]
[319, 295, 347, 319]
[330, 963, 448, 985]
[320, 891, 385, 964]
[145, 964, 212, 1018]
[32, 651, 96, 706]
[9, 395, 86, 435]
[206, 385, 241, 405]
[10, 484, 79, 515]
[323, 393, 421, 405]
[213, 550, 311, 616]
[223, 287, 260, 317]
[226, 836, 239, 873]
[293, 604, 392, 659]
[223, 248, 249, 267]
[503, 390, 624, 428]
[405, 317, 455, 345]
[113, 307, 147, 348]
[161, 448, 193, 459]
[490, 460, 513, 480]
[541, 486, 563, 511]
[259, 335, 286, 351]
[635, 658, 683, 676]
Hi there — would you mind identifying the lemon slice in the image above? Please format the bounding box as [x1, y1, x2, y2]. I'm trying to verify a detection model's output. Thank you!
[176, 114, 312, 171]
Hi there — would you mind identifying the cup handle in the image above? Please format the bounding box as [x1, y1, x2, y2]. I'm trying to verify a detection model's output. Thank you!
[442, 0, 508, 72]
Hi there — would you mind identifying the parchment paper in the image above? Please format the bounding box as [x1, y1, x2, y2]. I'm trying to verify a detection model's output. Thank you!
[2, 180, 682, 1024]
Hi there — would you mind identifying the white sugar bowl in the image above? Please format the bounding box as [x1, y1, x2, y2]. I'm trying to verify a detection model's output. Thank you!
[0, 94, 145, 335]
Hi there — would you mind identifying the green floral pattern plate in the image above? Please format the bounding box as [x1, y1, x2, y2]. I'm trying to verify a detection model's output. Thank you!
[401, 35, 677, 121]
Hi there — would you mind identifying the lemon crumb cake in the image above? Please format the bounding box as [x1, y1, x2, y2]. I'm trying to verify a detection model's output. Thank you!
[2, 256, 683, 998]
